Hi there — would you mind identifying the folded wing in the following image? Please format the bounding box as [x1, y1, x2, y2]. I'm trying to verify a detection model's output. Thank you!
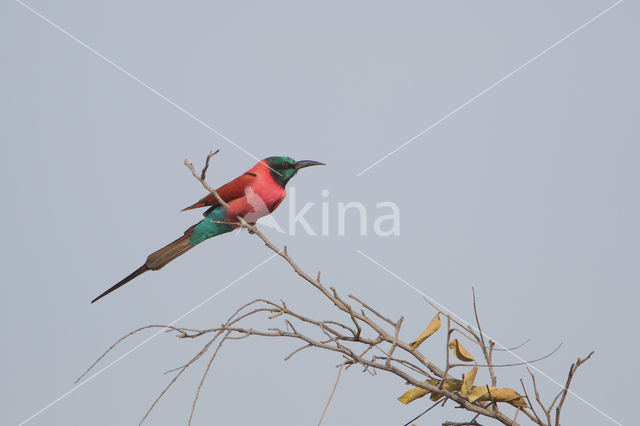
[181, 172, 257, 212]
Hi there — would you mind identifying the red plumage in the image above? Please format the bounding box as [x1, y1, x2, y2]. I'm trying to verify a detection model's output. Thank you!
[181, 172, 258, 211]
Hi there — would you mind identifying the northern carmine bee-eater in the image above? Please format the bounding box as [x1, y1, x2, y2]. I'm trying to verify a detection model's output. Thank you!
[91, 156, 324, 303]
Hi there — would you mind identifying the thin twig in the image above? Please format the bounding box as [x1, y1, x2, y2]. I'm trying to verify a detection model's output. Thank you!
[318, 365, 344, 425]
[526, 368, 550, 425]
[449, 343, 562, 369]
[403, 397, 444, 426]
[441, 315, 452, 390]
[554, 351, 594, 426]
[386, 316, 404, 367]
[472, 288, 496, 387]
[519, 378, 544, 425]
[188, 330, 231, 425]
[200, 149, 219, 180]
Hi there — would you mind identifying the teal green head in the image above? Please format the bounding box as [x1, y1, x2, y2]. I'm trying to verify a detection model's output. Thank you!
[264, 156, 325, 187]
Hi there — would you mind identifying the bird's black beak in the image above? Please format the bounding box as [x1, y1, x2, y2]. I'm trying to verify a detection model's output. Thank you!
[294, 160, 326, 170]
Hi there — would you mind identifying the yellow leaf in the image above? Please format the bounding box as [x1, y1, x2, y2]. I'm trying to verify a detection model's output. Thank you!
[490, 388, 528, 407]
[397, 387, 429, 405]
[449, 339, 474, 362]
[467, 386, 527, 407]
[397, 380, 438, 404]
[410, 314, 441, 350]
[461, 366, 478, 397]
[467, 385, 493, 402]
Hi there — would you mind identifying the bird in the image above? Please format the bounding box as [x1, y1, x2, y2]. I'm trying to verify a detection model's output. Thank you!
[91, 156, 325, 303]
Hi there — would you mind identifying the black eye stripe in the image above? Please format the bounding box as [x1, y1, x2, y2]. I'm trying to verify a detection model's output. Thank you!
[281, 162, 290, 169]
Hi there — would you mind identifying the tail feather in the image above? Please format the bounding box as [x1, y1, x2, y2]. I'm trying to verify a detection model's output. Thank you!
[145, 233, 195, 271]
[91, 264, 149, 303]
[91, 232, 196, 303]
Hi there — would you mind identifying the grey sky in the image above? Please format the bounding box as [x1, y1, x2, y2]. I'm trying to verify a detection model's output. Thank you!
[1, 1, 637, 425]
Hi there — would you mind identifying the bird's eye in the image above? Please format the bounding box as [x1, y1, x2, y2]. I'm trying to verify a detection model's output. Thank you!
[281, 162, 290, 169]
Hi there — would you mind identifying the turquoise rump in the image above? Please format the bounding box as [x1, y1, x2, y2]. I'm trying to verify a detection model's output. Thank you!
[189, 207, 234, 245]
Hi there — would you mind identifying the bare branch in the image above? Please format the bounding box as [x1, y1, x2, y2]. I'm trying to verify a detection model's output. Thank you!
[81, 151, 596, 426]
[386, 316, 404, 367]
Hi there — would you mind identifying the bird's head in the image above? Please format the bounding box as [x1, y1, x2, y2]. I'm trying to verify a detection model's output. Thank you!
[264, 156, 325, 187]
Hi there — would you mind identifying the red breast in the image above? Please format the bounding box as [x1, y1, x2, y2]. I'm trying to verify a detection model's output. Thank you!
[225, 160, 286, 222]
